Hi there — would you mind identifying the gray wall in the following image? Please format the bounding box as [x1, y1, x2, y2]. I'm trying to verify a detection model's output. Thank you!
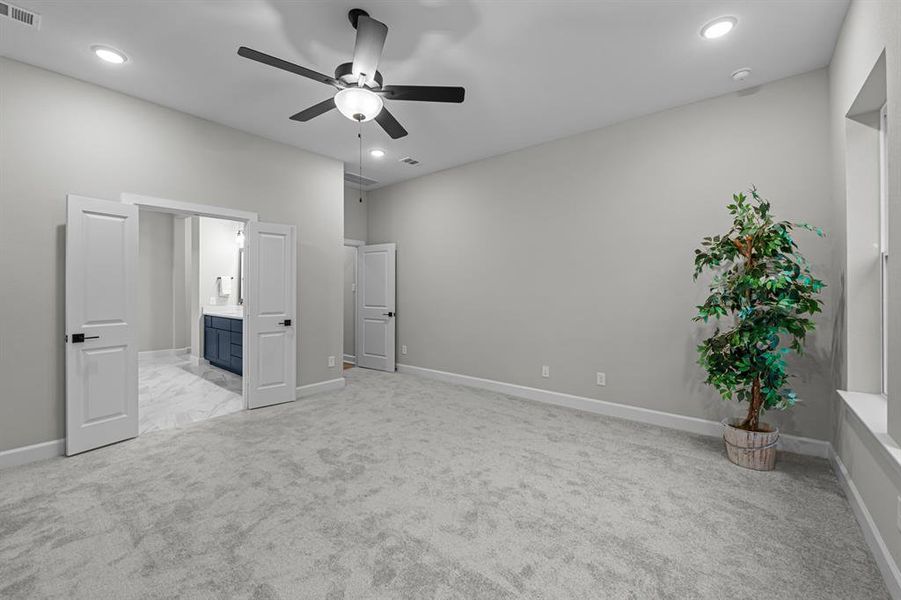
[344, 184, 368, 242]
[829, 0, 901, 576]
[137, 212, 195, 353]
[172, 216, 191, 350]
[0, 57, 344, 452]
[137, 210, 175, 352]
[368, 69, 834, 441]
[343, 185, 366, 362]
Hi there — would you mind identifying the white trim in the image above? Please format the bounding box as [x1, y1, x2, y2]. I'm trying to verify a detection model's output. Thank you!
[296, 378, 345, 399]
[344, 238, 365, 247]
[831, 449, 901, 599]
[396, 363, 831, 458]
[138, 347, 190, 359]
[0, 439, 65, 470]
[343, 354, 356, 364]
[121, 193, 259, 222]
[838, 390, 901, 482]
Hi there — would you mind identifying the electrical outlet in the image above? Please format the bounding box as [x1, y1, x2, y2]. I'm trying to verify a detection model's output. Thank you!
[401, 345, 407, 355]
[541, 365, 550, 378]
[328, 356, 336, 368]
[897, 497, 901, 532]
[596, 372, 606, 386]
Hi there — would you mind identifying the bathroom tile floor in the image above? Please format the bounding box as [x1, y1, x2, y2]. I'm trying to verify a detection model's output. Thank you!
[139, 353, 243, 434]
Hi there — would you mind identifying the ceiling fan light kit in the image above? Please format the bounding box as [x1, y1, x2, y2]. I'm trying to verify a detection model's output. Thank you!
[335, 87, 383, 122]
[237, 8, 465, 139]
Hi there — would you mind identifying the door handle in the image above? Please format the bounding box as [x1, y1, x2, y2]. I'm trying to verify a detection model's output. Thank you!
[278, 319, 292, 326]
[71, 333, 100, 343]
[382, 312, 395, 317]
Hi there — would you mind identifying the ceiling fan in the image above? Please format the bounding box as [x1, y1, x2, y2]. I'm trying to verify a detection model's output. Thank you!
[237, 8, 465, 139]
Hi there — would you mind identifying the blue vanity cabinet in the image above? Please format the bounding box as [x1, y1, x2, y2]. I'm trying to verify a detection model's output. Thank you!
[203, 315, 243, 375]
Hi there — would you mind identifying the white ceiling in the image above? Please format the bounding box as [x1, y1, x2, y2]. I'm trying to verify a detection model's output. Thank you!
[1, 1, 848, 189]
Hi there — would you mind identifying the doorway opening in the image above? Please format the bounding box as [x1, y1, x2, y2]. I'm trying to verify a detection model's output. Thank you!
[136, 210, 246, 433]
[344, 241, 397, 373]
[343, 239, 364, 370]
[66, 192, 297, 456]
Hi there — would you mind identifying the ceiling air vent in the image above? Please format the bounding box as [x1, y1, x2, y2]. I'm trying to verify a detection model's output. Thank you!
[344, 172, 379, 187]
[399, 156, 420, 166]
[0, 2, 41, 29]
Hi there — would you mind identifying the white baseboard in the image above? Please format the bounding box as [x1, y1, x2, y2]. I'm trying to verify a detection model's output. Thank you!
[343, 354, 356, 364]
[296, 377, 345, 399]
[831, 449, 901, 599]
[139, 347, 190, 359]
[396, 363, 831, 459]
[0, 439, 64, 470]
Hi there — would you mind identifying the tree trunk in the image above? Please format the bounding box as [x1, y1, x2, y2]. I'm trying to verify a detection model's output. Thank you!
[743, 377, 763, 431]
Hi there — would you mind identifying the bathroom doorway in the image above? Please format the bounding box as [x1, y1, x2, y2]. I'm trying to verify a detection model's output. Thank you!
[136, 211, 246, 434]
[65, 193, 297, 456]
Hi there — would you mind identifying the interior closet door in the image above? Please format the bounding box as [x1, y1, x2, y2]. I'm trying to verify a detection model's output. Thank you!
[356, 243, 396, 372]
[245, 222, 297, 408]
[65, 194, 139, 455]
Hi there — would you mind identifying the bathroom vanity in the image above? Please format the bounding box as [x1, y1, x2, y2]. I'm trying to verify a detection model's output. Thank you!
[203, 306, 243, 375]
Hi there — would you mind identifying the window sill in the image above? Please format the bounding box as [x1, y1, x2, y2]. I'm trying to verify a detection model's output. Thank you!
[837, 390, 901, 477]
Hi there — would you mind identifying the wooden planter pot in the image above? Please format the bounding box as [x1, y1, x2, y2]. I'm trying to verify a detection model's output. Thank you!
[722, 418, 779, 471]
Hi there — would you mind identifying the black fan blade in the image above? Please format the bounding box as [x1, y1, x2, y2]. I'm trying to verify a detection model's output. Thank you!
[290, 97, 336, 122]
[375, 107, 408, 139]
[238, 46, 342, 88]
[352, 15, 388, 86]
[378, 85, 465, 103]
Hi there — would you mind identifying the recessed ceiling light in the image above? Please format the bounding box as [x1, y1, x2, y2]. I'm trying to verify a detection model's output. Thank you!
[92, 45, 127, 64]
[731, 68, 752, 81]
[370, 149, 385, 158]
[700, 17, 737, 40]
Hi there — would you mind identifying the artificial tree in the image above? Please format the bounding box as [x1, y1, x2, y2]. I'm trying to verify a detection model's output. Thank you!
[693, 187, 825, 432]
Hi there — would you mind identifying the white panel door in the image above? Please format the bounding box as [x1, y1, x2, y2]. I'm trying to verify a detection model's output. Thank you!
[356, 243, 396, 372]
[66, 195, 139, 456]
[245, 222, 296, 409]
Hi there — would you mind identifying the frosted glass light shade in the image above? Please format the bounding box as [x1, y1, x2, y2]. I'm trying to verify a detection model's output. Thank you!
[334, 87, 383, 122]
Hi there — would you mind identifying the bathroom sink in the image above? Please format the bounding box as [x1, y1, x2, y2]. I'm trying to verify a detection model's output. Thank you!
[203, 305, 243, 319]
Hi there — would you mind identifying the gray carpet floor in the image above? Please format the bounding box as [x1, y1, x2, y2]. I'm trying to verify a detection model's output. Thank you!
[0, 367, 889, 599]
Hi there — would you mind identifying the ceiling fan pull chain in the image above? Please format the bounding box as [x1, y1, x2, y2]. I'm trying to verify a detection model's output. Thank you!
[358, 122, 363, 203]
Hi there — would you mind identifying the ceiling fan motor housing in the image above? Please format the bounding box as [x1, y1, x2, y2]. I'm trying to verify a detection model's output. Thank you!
[335, 62, 383, 89]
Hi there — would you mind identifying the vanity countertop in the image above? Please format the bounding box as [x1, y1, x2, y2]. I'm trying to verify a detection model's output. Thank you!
[203, 306, 244, 319]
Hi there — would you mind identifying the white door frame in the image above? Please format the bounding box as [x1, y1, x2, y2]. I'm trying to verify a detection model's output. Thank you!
[121, 193, 259, 404]
[344, 239, 365, 366]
